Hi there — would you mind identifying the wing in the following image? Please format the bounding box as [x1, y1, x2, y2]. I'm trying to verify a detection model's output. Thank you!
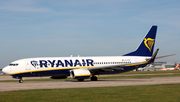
[89, 61, 149, 74]
[89, 49, 159, 74]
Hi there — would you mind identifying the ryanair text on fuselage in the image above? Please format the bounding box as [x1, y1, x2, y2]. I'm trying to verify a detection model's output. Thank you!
[31, 59, 94, 68]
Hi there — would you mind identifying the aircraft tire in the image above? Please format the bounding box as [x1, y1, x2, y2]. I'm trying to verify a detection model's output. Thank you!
[19, 80, 23, 83]
[91, 76, 97, 81]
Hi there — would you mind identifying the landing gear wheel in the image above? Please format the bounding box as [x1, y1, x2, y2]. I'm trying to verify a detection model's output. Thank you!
[19, 79, 23, 83]
[91, 76, 98, 81]
[78, 79, 84, 81]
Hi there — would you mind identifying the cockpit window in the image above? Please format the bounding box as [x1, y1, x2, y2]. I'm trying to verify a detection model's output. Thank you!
[9, 63, 18, 66]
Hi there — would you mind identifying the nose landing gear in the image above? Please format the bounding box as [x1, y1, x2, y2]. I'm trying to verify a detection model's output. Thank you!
[19, 79, 23, 83]
[12, 76, 24, 83]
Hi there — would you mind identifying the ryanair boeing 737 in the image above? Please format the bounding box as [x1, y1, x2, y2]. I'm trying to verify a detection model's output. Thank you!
[2, 26, 159, 83]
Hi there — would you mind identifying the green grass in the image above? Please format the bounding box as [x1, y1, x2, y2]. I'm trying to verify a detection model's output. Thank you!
[1, 84, 180, 102]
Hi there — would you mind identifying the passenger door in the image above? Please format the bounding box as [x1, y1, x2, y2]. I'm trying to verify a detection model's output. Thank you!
[25, 60, 31, 70]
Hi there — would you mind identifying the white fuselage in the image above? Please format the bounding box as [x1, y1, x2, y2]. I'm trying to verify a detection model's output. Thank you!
[2, 56, 149, 76]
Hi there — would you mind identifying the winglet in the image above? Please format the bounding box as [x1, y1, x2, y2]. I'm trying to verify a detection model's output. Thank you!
[148, 49, 159, 63]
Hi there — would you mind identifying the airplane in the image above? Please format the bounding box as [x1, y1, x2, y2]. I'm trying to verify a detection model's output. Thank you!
[161, 64, 179, 71]
[2, 25, 159, 83]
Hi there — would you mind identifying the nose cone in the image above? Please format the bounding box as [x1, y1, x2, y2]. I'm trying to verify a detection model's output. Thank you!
[2, 66, 11, 74]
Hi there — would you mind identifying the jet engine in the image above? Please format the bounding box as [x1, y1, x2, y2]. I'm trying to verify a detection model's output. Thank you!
[70, 69, 91, 79]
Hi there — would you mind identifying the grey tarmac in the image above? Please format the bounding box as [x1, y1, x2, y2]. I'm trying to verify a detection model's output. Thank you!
[1, 77, 180, 92]
[0, 73, 178, 80]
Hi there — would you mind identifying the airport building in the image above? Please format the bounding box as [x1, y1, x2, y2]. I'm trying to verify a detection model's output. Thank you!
[0, 69, 3, 74]
[138, 62, 180, 71]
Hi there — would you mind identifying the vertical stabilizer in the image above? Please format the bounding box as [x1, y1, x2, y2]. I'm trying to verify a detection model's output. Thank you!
[123, 26, 157, 57]
[175, 64, 179, 70]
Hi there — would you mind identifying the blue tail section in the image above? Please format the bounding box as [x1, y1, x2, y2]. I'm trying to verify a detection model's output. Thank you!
[123, 26, 157, 57]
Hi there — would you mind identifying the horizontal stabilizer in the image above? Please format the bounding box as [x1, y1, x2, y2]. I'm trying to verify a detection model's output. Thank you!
[155, 54, 176, 59]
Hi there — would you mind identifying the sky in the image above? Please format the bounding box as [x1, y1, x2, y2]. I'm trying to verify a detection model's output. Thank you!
[0, 0, 180, 68]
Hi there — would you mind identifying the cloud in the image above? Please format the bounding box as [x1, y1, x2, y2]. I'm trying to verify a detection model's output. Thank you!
[0, 0, 51, 12]
[0, 6, 51, 12]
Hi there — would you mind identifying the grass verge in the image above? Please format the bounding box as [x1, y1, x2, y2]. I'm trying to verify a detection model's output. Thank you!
[0, 84, 180, 102]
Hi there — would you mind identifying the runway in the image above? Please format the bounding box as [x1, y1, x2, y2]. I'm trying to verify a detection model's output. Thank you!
[1, 76, 180, 92]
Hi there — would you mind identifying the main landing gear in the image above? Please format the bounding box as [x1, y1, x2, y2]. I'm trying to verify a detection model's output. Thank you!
[90, 75, 98, 81]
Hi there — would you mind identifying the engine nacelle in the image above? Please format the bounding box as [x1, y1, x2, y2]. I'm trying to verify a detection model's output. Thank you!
[50, 76, 68, 79]
[70, 69, 91, 79]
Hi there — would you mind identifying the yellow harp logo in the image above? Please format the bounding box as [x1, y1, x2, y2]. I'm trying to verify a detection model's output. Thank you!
[144, 38, 155, 52]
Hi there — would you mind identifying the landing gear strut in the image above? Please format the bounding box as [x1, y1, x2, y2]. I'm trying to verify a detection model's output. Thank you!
[19, 78, 23, 83]
[91, 75, 98, 81]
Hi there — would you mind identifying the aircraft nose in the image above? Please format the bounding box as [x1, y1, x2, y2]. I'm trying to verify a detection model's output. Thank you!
[2, 66, 11, 74]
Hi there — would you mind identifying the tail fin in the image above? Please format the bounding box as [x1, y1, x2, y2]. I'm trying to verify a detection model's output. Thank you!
[123, 26, 157, 57]
[175, 64, 179, 70]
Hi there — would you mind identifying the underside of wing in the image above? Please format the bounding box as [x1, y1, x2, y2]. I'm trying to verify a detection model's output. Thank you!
[88, 61, 149, 75]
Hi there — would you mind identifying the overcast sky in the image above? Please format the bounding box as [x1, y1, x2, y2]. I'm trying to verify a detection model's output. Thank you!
[0, 0, 180, 68]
